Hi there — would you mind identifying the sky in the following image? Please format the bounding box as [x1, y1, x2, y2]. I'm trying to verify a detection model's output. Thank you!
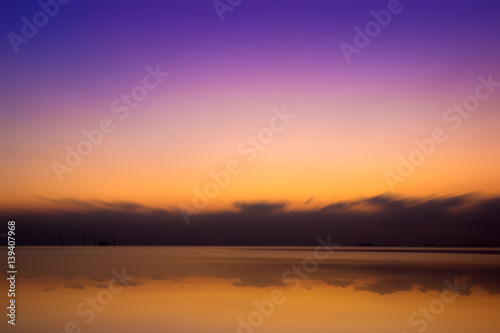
[0, 0, 499, 244]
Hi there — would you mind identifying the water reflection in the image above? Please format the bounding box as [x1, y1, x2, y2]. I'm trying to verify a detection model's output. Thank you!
[1, 246, 499, 333]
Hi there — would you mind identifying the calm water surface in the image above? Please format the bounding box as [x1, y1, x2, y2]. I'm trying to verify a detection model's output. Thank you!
[1, 246, 499, 333]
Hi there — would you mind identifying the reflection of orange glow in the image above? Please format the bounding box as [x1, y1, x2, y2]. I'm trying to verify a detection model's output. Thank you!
[7, 275, 500, 333]
[3, 246, 499, 333]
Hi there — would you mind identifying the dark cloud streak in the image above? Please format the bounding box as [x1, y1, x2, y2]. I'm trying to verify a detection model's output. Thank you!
[2, 193, 499, 246]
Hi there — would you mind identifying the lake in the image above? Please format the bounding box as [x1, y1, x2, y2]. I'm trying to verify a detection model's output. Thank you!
[1, 246, 499, 333]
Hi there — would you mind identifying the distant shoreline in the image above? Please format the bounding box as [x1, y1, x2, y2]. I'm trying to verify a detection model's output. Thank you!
[3, 245, 500, 255]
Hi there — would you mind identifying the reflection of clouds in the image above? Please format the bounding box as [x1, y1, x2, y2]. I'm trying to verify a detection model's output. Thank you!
[308, 262, 478, 296]
[91, 283, 108, 289]
[354, 278, 423, 295]
[65, 284, 86, 290]
[125, 281, 145, 287]
[17, 248, 499, 295]
[324, 279, 353, 288]
[467, 275, 500, 295]
[232, 276, 286, 288]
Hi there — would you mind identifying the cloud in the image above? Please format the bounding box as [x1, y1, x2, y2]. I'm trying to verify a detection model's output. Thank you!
[1, 193, 499, 247]
[233, 201, 287, 214]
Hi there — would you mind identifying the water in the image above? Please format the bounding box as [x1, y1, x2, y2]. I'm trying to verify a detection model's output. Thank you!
[2, 246, 499, 333]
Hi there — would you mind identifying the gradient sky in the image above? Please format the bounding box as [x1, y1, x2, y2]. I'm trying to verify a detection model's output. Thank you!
[1, 0, 500, 213]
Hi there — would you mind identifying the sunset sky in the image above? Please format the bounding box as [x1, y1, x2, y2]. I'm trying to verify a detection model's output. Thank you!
[1, 0, 499, 216]
[2, 5, 500, 333]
